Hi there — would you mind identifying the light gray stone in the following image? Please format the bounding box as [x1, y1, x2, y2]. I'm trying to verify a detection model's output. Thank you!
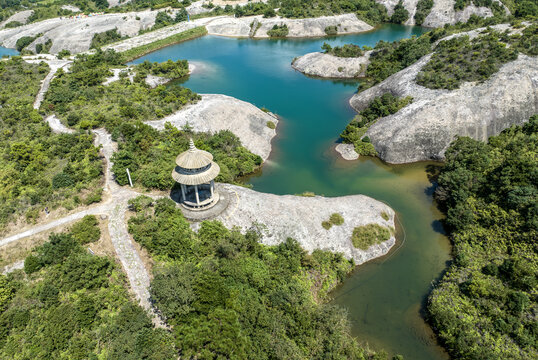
[335, 143, 359, 160]
[201, 184, 396, 265]
[349, 51, 538, 163]
[145, 94, 278, 161]
[292, 51, 371, 79]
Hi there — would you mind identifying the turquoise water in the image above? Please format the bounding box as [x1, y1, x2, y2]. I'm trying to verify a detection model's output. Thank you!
[0, 46, 18, 57]
[132, 24, 450, 359]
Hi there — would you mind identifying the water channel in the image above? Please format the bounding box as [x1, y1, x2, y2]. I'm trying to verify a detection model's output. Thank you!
[131, 24, 451, 360]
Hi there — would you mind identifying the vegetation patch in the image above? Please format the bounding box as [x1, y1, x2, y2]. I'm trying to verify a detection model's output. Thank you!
[266, 120, 276, 129]
[321, 42, 364, 57]
[429, 116, 537, 359]
[35, 39, 53, 54]
[324, 25, 338, 36]
[126, 196, 380, 358]
[90, 28, 127, 49]
[381, 211, 390, 221]
[340, 93, 412, 155]
[322, 212, 345, 230]
[43, 49, 199, 130]
[121, 26, 208, 62]
[414, 0, 434, 25]
[390, 0, 409, 24]
[267, 24, 289, 38]
[0, 58, 102, 230]
[111, 124, 262, 190]
[70, 215, 101, 245]
[351, 223, 392, 250]
[416, 29, 522, 90]
[0, 227, 175, 359]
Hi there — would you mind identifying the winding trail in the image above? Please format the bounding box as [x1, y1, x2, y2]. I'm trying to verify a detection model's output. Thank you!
[1, 101, 161, 323]
[24, 56, 72, 110]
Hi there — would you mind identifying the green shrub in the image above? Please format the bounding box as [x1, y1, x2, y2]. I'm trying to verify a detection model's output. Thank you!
[416, 30, 519, 90]
[15, 36, 37, 51]
[329, 213, 344, 225]
[52, 173, 75, 189]
[70, 215, 101, 244]
[390, 1, 409, 24]
[381, 211, 390, 221]
[322, 220, 332, 230]
[351, 224, 392, 250]
[267, 24, 289, 37]
[266, 121, 276, 129]
[414, 0, 433, 25]
[324, 25, 338, 36]
[91, 28, 126, 49]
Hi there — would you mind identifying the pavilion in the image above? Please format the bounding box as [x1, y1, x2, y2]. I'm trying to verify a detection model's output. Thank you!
[172, 139, 220, 210]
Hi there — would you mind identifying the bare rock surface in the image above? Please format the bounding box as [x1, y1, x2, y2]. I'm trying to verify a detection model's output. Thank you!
[203, 184, 396, 265]
[375, 0, 509, 27]
[335, 143, 359, 160]
[145, 94, 278, 161]
[292, 51, 371, 78]
[0, 10, 161, 54]
[0, 10, 33, 29]
[60, 5, 81, 12]
[45, 115, 75, 134]
[206, 13, 373, 38]
[349, 53, 538, 163]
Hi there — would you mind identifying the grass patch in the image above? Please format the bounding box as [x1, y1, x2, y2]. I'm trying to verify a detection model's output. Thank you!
[322, 213, 345, 230]
[381, 211, 390, 221]
[266, 121, 276, 129]
[121, 26, 208, 62]
[351, 224, 392, 250]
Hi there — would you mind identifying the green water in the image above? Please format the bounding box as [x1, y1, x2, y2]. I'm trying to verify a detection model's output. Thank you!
[132, 24, 451, 359]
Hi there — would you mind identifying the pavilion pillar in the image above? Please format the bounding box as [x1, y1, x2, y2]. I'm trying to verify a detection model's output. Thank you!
[194, 184, 200, 206]
[180, 184, 186, 202]
[210, 180, 214, 198]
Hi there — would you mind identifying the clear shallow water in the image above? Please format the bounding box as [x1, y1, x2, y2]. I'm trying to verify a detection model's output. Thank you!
[132, 24, 450, 359]
[0, 46, 17, 57]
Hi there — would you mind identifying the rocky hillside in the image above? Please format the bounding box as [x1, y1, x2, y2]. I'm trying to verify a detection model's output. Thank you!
[205, 13, 373, 38]
[376, 0, 509, 27]
[0, 10, 161, 54]
[348, 25, 537, 163]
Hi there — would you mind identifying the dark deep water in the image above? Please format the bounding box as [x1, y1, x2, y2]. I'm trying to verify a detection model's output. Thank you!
[132, 24, 451, 359]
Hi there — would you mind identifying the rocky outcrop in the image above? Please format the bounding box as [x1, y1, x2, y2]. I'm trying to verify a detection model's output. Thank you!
[0, 10, 163, 54]
[335, 143, 359, 160]
[144, 94, 278, 161]
[292, 51, 371, 78]
[201, 183, 396, 265]
[375, 0, 509, 27]
[206, 13, 373, 38]
[0, 10, 33, 29]
[349, 54, 538, 163]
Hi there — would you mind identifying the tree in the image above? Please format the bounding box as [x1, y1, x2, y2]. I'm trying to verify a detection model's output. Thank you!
[390, 1, 409, 24]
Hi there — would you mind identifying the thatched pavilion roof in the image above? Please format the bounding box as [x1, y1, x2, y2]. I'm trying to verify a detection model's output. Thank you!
[172, 139, 220, 185]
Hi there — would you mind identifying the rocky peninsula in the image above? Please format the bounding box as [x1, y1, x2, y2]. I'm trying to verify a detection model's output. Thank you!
[195, 183, 396, 265]
[348, 53, 537, 163]
[292, 51, 371, 79]
[145, 94, 278, 161]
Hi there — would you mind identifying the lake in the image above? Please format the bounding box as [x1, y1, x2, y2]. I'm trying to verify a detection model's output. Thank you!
[132, 24, 451, 359]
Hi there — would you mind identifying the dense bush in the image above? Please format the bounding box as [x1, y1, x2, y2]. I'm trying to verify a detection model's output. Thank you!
[429, 116, 538, 359]
[351, 223, 392, 250]
[70, 215, 101, 244]
[0, 58, 103, 230]
[0, 227, 175, 359]
[390, 0, 409, 24]
[127, 197, 381, 359]
[340, 93, 412, 155]
[90, 28, 126, 49]
[416, 30, 520, 90]
[414, 0, 433, 25]
[111, 123, 262, 190]
[322, 42, 364, 57]
[267, 24, 289, 37]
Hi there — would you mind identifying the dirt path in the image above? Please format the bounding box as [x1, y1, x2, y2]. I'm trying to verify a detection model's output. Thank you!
[25, 57, 72, 110]
[1, 120, 162, 324]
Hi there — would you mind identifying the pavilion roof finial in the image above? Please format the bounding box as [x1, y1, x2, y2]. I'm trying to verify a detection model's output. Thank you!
[189, 138, 196, 152]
